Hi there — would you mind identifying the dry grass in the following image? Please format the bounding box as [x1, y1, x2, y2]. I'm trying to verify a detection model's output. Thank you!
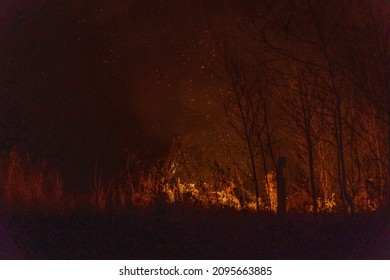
[0, 150, 64, 211]
[1, 151, 388, 259]
[0, 150, 384, 214]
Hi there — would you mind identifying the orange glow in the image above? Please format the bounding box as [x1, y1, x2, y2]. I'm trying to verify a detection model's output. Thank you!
[0, 151, 380, 213]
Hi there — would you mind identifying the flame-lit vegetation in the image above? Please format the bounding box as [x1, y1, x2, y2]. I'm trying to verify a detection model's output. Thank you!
[0, 148, 381, 213]
[0, 150, 64, 211]
[2, 152, 388, 259]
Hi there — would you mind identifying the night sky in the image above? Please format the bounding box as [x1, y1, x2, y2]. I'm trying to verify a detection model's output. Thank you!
[0, 0, 233, 187]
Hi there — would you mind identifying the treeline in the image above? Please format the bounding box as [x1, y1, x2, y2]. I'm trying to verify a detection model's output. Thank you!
[200, 0, 389, 212]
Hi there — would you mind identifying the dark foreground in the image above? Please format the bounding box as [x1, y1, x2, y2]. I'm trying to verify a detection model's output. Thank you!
[3, 204, 390, 259]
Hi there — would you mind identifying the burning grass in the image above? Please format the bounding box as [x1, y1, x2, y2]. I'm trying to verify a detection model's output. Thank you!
[0, 150, 383, 213]
[0, 150, 64, 211]
[0, 150, 388, 259]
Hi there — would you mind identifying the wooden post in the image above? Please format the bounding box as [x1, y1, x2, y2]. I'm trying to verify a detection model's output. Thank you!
[277, 156, 287, 216]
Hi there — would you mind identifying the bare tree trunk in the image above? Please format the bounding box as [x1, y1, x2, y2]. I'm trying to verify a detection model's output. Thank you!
[259, 139, 271, 210]
[307, 0, 355, 212]
[276, 156, 287, 216]
[335, 94, 354, 212]
[305, 123, 318, 213]
[386, 66, 390, 208]
[247, 141, 261, 211]
[298, 72, 319, 213]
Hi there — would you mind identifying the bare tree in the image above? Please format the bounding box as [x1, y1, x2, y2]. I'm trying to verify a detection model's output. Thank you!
[345, 0, 390, 207]
[210, 33, 278, 211]
[203, 0, 388, 212]
[277, 64, 329, 212]
[242, 0, 355, 212]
